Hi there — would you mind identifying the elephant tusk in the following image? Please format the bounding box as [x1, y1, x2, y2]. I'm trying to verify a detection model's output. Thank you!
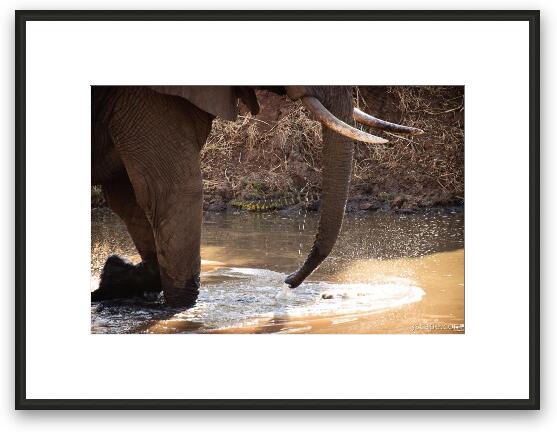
[302, 96, 388, 144]
[353, 108, 424, 135]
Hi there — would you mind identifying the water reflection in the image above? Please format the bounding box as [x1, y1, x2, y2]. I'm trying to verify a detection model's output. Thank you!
[91, 209, 464, 334]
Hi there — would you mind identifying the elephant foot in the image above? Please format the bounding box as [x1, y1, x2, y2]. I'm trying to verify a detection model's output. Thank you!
[162, 274, 200, 308]
[92, 255, 161, 302]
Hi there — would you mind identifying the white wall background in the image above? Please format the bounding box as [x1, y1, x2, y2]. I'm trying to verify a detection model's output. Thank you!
[24, 19, 529, 401]
[0, 0, 553, 430]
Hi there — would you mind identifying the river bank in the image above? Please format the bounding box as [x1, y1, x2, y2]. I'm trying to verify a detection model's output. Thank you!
[92, 86, 464, 214]
[203, 191, 463, 214]
[200, 86, 464, 212]
[92, 188, 462, 215]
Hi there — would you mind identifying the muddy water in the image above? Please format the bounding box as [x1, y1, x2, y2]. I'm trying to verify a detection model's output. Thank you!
[91, 209, 464, 334]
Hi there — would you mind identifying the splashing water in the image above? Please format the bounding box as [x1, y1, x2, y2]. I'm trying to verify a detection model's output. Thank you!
[91, 209, 463, 334]
[275, 284, 290, 301]
[91, 266, 425, 333]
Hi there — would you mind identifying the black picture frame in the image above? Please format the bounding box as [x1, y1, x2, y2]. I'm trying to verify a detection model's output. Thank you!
[15, 9, 540, 410]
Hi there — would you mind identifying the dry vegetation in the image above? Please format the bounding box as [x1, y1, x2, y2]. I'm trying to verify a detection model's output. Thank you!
[202, 101, 324, 203]
[201, 86, 464, 211]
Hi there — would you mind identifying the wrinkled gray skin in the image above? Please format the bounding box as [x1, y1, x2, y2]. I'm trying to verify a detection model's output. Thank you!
[92, 86, 355, 307]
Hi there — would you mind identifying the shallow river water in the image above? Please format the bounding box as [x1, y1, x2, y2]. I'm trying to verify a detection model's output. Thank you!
[91, 209, 464, 334]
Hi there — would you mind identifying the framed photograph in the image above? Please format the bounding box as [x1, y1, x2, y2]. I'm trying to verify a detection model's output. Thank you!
[15, 10, 539, 409]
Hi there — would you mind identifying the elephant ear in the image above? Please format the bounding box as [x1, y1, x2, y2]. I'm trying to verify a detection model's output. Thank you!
[150, 86, 239, 121]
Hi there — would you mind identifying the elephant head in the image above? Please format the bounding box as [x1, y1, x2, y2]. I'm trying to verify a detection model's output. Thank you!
[279, 86, 422, 288]
[151, 85, 422, 290]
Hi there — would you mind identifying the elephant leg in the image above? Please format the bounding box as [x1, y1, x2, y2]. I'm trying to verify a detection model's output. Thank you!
[109, 88, 213, 307]
[149, 179, 203, 308]
[92, 174, 161, 301]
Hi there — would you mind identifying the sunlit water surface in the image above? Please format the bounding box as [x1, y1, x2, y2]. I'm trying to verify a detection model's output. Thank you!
[91, 209, 464, 334]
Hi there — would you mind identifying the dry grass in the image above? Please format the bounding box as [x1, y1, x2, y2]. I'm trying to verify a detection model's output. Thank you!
[201, 86, 464, 208]
[352, 86, 464, 205]
[202, 102, 324, 201]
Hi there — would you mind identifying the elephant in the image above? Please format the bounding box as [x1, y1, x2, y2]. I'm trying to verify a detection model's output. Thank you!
[91, 85, 423, 307]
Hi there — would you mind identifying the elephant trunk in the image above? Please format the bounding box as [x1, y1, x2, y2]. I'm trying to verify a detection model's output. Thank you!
[285, 88, 355, 288]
